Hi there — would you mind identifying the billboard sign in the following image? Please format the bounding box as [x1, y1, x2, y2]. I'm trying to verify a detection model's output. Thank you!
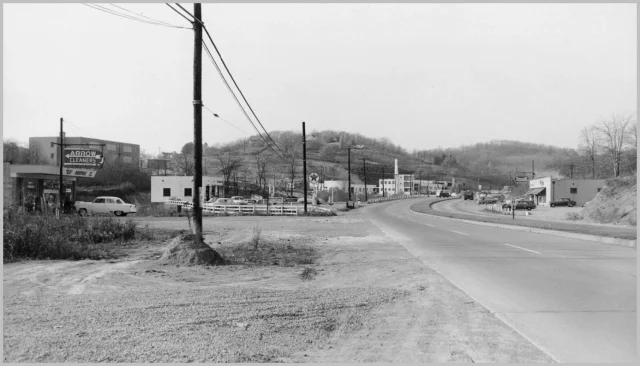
[308, 172, 319, 185]
[64, 149, 104, 168]
[63, 168, 97, 178]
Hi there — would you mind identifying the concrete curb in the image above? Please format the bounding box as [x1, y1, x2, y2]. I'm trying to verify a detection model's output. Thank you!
[411, 205, 637, 249]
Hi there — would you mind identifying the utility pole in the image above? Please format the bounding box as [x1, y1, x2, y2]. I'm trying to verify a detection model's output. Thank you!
[302, 122, 307, 213]
[382, 166, 385, 198]
[192, 3, 203, 241]
[347, 147, 351, 204]
[362, 158, 368, 202]
[419, 171, 422, 195]
[532, 160, 535, 179]
[59, 117, 64, 216]
[569, 162, 575, 179]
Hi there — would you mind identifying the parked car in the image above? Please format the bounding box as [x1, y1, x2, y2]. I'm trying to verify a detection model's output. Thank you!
[550, 198, 577, 208]
[436, 190, 450, 198]
[230, 196, 249, 205]
[502, 200, 536, 211]
[75, 196, 137, 217]
[211, 198, 234, 205]
[477, 197, 498, 205]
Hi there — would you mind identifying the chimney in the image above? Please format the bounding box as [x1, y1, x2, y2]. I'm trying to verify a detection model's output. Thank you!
[394, 159, 398, 175]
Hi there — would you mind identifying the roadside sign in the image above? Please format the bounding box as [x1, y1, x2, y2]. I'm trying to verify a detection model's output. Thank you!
[64, 148, 104, 168]
[63, 168, 97, 178]
[515, 176, 528, 182]
[308, 172, 319, 185]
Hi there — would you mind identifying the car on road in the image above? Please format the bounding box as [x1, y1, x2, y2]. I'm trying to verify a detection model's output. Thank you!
[463, 191, 475, 200]
[75, 196, 137, 217]
[477, 196, 499, 205]
[502, 200, 536, 211]
[550, 198, 577, 207]
[230, 196, 249, 205]
[436, 190, 450, 198]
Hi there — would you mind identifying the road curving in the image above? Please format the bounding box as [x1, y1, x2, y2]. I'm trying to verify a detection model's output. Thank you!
[409, 198, 636, 248]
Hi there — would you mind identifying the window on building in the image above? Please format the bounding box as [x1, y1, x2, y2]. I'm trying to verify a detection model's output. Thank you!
[184, 188, 192, 197]
[124, 146, 132, 153]
[107, 144, 116, 151]
[51, 153, 54, 159]
[570, 188, 577, 194]
[123, 156, 132, 163]
[163, 188, 171, 197]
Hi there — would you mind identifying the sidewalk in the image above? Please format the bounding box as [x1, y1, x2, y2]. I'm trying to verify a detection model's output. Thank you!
[410, 199, 637, 241]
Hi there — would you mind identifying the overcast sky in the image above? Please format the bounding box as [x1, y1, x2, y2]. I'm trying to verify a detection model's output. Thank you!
[3, 3, 637, 155]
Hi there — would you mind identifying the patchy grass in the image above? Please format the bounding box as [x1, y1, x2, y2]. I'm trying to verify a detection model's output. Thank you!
[217, 238, 318, 267]
[300, 267, 318, 281]
[565, 212, 584, 221]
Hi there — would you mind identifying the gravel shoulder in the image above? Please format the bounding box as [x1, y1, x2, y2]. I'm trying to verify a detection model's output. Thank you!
[4, 213, 552, 363]
[417, 198, 637, 240]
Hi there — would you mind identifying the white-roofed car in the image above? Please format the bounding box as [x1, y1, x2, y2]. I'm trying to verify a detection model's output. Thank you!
[230, 196, 249, 205]
[75, 196, 137, 217]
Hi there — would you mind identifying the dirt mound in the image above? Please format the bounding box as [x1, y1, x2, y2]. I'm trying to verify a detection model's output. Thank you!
[580, 175, 637, 226]
[159, 234, 227, 266]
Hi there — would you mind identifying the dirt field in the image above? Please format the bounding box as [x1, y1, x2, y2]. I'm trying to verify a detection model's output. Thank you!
[3, 212, 553, 363]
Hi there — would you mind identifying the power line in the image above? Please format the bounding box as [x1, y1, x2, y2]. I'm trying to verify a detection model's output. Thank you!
[201, 25, 287, 158]
[202, 107, 251, 135]
[83, 4, 190, 29]
[165, 3, 193, 25]
[201, 42, 288, 163]
[107, 3, 186, 28]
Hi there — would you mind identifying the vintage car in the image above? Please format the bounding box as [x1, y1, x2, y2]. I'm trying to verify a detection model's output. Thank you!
[502, 200, 536, 211]
[75, 196, 137, 217]
[463, 191, 475, 200]
[230, 196, 249, 205]
[477, 196, 499, 205]
[550, 198, 577, 207]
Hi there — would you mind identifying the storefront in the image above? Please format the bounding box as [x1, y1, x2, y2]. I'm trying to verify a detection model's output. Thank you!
[527, 177, 552, 206]
[6, 164, 77, 213]
[528, 176, 606, 207]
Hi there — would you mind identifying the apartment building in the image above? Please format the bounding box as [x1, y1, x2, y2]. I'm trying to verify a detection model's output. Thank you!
[29, 135, 140, 168]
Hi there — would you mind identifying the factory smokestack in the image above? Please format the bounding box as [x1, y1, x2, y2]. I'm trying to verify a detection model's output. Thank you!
[394, 159, 398, 175]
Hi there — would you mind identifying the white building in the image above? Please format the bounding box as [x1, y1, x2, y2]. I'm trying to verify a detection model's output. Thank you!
[151, 175, 225, 203]
[527, 177, 606, 206]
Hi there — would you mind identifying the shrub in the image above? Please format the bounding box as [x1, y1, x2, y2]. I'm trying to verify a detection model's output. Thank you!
[300, 267, 318, 281]
[3, 208, 146, 262]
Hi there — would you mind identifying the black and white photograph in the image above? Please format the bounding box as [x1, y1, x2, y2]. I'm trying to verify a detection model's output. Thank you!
[2, 2, 637, 363]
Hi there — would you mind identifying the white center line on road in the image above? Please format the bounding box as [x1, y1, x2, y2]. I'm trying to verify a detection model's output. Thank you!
[504, 243, 541, 254]
[450, 230, 469, 236]
[424, 223, 435, 227]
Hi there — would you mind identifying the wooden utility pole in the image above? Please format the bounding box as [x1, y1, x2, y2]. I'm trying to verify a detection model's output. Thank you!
[347, 147, 351, 203]
[59, 117, 64, 215]
[532, 160, 535, 179]
[362, 158, 368, 202]
[192, 3, 203, 240]
[382, 166, 385, 198]
[302, 122, 307, 213]
[569, 162, 575, 179]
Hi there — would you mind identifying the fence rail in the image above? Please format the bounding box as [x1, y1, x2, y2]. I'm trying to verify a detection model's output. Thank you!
[164, 200, 330, 216]
[367, 194, 426, 204]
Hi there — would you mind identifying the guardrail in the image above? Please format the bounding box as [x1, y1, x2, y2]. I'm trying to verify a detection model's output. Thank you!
[165, 200, 331, 216]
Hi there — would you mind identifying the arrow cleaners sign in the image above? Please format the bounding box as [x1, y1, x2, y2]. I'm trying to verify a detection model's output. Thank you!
[64, 149, 104, 168]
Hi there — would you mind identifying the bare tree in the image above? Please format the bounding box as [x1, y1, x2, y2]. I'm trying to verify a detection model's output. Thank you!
[286, 155, 298, 197]
[255, 154, 269, 193]
[595, 114, 635, 177]
[578, 126, 600, 179]
[216, 154, 243, 197]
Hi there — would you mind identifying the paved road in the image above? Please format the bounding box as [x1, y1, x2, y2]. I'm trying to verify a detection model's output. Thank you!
[415, 198, 637, 240]
[363, 197, 637, 363]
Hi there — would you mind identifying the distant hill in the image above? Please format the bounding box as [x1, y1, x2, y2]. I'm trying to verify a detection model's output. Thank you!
[200, 133, 580, 190]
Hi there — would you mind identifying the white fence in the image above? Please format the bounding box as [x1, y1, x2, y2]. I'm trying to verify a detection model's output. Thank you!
[367, 194, 426, 204]
[165, 199, 331, 216]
